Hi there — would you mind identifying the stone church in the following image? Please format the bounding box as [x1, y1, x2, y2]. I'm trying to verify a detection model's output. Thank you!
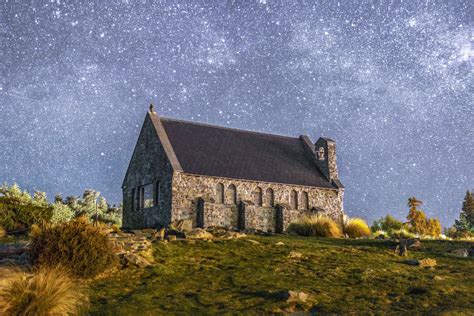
[122, 105, 344, 232]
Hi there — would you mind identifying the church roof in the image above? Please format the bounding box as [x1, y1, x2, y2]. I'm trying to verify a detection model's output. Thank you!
[159, 116, 337, 189]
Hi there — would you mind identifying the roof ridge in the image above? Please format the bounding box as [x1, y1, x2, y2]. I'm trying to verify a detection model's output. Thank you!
[160, 116, 298, 140]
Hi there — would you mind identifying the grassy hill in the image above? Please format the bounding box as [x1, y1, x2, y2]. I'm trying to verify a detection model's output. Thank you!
[88, 236, 474, 315]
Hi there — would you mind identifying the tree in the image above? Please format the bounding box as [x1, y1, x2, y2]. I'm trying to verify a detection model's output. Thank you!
[454, 191, 474, 233]
[50, 202, 75, 225]
[33, 191, 48, 207]
[406, 197, 428, 235]
[371, 214, 403, 233]
[427, 218, 442, 237]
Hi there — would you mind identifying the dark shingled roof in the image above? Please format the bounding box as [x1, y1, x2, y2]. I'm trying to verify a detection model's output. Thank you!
[160, 118, 337, 189]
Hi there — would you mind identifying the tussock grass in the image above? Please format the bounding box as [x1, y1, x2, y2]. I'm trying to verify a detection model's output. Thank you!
[0, 225, 6, 238]
[344, 218, 371, 238]
[0, 266, 88, 316]
[288, 214, 342, 237]
[30, 217, 117, 278]
[390, 228, 416, 239]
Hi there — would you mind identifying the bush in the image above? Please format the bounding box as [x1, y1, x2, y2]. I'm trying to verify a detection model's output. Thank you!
[390, 228, 416, 239]
[371, 215, 403, 233]
[344, 218, 371, 238]
[288, 214, 342, 238]
[30, 217, 117, 278]
[50, 202, 75, 225]
[0, 267, 88, 315]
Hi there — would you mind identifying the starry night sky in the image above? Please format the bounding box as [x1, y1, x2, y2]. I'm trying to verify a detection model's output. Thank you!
[1, 1, 472, 226]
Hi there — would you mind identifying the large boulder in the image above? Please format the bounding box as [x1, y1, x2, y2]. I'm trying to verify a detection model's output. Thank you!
[450, 248, 468, 258]
[171, 219, 193, 233]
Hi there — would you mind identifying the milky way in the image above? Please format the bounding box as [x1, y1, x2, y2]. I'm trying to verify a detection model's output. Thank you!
[1, 1, 472, 226]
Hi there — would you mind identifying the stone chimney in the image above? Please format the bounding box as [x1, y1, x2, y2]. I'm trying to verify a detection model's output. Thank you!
[314, 137, 339, 182]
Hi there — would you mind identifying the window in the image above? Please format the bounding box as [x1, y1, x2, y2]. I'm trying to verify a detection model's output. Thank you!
[253, 187, 262, 206]
[154, 181, 160, 206]
[131, 188, 135, 211]
[216, 183, 224, 203]
[302, 191, 309, 210]
[318, 147, 325, 161]
[227, 184, 237, 205]
[265, 188, 274, 207]
[290, 190, 298, 209]
[139, 184, 154, 209]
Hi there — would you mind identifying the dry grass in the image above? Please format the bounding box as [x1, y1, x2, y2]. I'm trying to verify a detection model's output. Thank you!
[288, 214, 342, 237]
[344, 218, 371, 238]
[0, 266, 88, 316]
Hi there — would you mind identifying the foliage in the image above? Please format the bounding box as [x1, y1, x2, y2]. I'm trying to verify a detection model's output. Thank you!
[371, 214, 403, 233]
[0, 183, 53, 231]
[50, 202, 75, 225]
[30, 217, 117, 278]
[0, 267, 88, 316]
[405, 197, 442, 237]
[389, 228, 416, 239]
[288, 214, 342, 238]
[454, 191, 474, 233]
[344, 218, 371, 238]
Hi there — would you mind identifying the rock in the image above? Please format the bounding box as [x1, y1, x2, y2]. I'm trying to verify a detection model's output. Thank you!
[395, 244, 408, 256]
[288, 251, 303, 259]
[469, 247, 474, 257]
[221, 231, 247, 240]
[172, 219, 193, 233]
[246, 239, 260, 244]
[141, 228, 157, 234]
[275, 241, 285, 246]
[185, 228, 213, 240]
[168, 235, 177, 241]
[450, 248, 468, 258]
[433, 276, 445, 281]
[407, 239, 422, 250]
[403, 258, 436, 268]
[124, 253, 152, 268]
[282, 290, 309, 303]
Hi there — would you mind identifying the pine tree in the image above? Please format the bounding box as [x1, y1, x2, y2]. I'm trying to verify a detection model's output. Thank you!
[406, 197, 428, 235]
[454, 191, 474, 232]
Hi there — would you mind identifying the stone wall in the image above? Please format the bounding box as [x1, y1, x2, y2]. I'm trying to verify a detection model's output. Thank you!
[171, 172, 344, 231]
[122, 114, 174, 229]
[200, 201, 238, 228]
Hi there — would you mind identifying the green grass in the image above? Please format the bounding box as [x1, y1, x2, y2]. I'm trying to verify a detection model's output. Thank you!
[88, 236, 474, 315]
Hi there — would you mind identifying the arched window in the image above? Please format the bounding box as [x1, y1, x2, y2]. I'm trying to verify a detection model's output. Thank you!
[290, 190, 298, 209]
[154, 181, 160, 206]
[318, 147, 325, 161]
[226, 184, 237, 205]
[265, 188, 275, 207]
[253, 187, 262, 206]
[216, 183, 224, 204]
[301, 191, 309, 210]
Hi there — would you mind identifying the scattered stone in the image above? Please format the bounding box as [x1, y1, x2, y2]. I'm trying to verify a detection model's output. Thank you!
[186, 228, 213, 240]
[404, 258, 436, 268]
[407, 239, 422, 250]
[395, 244, 408, 256]
[172, 219, 193, 233]
[283, 290, 310, 303]
[168, 235, 177, 241]
[275, 241, 285, 246]
[246, 239, 260, 244]
[123, 253, 152, 268]
[288, 251, 303, 259]
[142, 228, 157, 234]
[433, 276, 445, 281]
[221, 231, 247, 240]
[450, 248, 468, 258]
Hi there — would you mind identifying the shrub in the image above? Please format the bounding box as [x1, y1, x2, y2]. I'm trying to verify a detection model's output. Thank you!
[0, 226, 6, 238]
[344, 218, 371, 238]
[390, 228, 416, 239]
[371, 215, 403, 233]
[288, 214, 342, 238]
[50, 202, 75, 225]
[30, 217, 117, 278]
[0, 267, 88, 315]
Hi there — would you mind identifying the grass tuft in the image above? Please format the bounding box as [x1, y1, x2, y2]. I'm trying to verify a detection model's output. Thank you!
[0, 225, 6, 238]
[288, 214, 342, 237]
[0, 266, 88, 316]
[344, 218, 371, 238]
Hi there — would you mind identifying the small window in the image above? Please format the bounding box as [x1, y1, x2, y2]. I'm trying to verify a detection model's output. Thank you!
[139, 184, 154, 209]
[302, 191, 309, 210]
[318, 147, 325, 161]
[265, 188, 274, 207]
[253, 187, 262, 206]
[227, 184, 237, 205]
[290, 190, 298, 209]
[131, 188, 135, 211]
[216, 183, 224, 204]
[154, 181, 160, 206]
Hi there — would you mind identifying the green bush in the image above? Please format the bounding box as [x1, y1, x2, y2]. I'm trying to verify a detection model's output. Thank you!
[344, 218, 371, 238]
[30, 217, 117, 278]
[0, 266, 88, 315]
[389, 228, 416, 239]
[371, 215, 403, 233]
[288, 214, 342, 238]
